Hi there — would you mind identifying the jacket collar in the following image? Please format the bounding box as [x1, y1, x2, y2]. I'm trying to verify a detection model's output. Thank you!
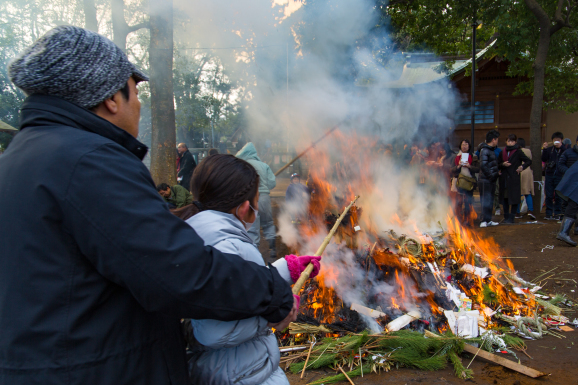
[20, 94, 148, 160]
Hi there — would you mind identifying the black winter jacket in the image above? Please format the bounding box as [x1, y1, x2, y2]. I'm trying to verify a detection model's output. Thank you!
[0, 95, 293, 385]
[177, 150, 196, 191]
[478, 143, 499, 183]
[541, 145, 566, 176]
[556, 161, 578, 204]
[498, 145, 532, 205]
[557, 145, 578, 175]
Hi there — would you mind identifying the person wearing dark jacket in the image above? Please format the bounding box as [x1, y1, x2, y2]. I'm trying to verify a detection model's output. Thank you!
[498, 134, 532, 223]
[557, 136, 578, 232]
[557, 136, 578, 175]
[478, 130, 501, 227]
[541, 132, 566, 219]
[177, 143, 196, 192]
[555, 161, 578, 246]
[0, 26, 295, 385]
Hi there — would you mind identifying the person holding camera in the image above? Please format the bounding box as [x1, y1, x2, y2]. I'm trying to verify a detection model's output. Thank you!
[542, 132, 567, 220]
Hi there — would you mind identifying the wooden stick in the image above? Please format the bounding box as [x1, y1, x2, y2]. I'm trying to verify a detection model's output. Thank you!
[301, 343, 314, 379]
[338, 366, 356, 385]
[424, 331, 547, 378]
[292, 196, 360, 295]
[274, 126, 339, 176]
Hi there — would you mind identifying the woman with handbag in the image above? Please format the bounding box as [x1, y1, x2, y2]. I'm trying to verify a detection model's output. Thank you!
[451, 140, 479, 225]
[498, 134, 532, 223]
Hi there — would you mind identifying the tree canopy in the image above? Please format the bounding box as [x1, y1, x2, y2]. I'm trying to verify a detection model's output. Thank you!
[383, 0, 578, 112]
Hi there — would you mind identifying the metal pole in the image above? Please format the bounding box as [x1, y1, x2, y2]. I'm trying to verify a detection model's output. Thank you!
[471, 11, 478, 147]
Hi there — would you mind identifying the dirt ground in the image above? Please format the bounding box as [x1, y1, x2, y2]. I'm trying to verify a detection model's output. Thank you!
[260, 180, 578, 385]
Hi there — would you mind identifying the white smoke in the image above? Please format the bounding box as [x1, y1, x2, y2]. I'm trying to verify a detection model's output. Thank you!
[172, 0, 460, 328]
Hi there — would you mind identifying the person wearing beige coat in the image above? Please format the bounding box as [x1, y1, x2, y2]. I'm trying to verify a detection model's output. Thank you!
[517, 139, 536, 219]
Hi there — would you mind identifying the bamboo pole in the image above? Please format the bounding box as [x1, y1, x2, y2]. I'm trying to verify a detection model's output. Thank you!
[274, 126, 339, 176]
[292, 195, 360, 295]
[424, 331, 547, 378]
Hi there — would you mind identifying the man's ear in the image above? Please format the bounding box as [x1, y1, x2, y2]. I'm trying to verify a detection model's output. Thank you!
[102, 94, 120, 114]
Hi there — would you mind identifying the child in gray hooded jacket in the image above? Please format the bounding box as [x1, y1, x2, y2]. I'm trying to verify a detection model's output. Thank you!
[183, 154, 321, 385]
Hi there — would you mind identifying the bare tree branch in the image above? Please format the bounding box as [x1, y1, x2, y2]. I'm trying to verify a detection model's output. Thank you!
[127, 21, 149, 33]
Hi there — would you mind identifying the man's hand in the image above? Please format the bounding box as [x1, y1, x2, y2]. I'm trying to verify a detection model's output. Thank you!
[503, 161, 511, 167]
[516, 166, 523, 174]
[543, 142, 549, 149]
[267, 295, 299, 331]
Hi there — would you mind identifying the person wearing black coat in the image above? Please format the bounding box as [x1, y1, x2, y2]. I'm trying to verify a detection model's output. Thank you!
[557, 138, 578, 175]
[478, 130, 501, 227]
[498, 134, 532, 223]
[0, 27, 296, 385]
[555, 161, 578, 246]
[541, 132, 566, 219]
[177, 143, 196, 192]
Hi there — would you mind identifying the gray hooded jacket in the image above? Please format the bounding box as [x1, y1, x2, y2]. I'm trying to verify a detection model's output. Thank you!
[185, 211, 292, 385]
[236, 143, 276, 194]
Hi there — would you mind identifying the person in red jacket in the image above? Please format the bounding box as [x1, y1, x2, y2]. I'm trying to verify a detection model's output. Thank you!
[451, 140, 480, 226]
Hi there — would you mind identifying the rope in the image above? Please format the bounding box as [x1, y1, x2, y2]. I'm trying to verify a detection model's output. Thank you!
[516, 317, 543, 339]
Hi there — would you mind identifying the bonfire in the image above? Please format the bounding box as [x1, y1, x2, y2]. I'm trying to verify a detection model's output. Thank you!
[275, 131, 575, 383]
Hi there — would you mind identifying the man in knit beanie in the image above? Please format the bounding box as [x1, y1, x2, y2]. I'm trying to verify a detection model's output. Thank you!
[0, 26, 296, 385]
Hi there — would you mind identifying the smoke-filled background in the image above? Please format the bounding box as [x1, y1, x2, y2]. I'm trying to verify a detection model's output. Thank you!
[1, 0, 461, 330]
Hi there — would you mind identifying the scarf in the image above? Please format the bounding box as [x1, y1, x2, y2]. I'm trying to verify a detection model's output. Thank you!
[502, 145, 518, 161]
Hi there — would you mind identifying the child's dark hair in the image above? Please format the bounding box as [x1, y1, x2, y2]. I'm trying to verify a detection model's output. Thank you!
[171, 154, 259, 220]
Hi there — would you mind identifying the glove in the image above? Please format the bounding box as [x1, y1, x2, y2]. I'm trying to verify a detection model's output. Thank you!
[285, 254, 321, 283]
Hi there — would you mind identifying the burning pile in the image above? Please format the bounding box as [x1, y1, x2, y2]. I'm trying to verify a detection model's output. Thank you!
[276, 131, 575, 381]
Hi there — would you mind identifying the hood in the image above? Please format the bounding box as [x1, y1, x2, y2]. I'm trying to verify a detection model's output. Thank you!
[186, 210, 254, 247]
[20, 94, 148, 160]
[236, 142, 261, 162]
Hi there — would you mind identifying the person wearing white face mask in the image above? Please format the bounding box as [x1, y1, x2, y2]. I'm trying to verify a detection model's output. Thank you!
[542, 132, 567, 220]
[184, 154, 321, 385]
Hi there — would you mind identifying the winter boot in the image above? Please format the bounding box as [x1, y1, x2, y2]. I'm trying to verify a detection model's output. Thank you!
[268, 239, 277, 261]
[556, 217, 577, 247]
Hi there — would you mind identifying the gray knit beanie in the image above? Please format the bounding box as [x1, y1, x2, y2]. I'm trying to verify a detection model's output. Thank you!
[8, 25, 149, 109]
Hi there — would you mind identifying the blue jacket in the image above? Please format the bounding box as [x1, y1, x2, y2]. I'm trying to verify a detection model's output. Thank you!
[556, 160, 578, 204]
[557, 145, 578, 175]
[0, 95, 293, 385]
[186, 211, 292, 385]
[236, 143, 276, 194]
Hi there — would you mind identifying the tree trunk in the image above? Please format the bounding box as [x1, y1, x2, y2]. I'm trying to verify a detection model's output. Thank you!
[83, 0, 98, 32]
[111, 0, 129, 51]
[524, 0, 555, 215]
[149, 0, 176, 185]
[528, 27, 550, 214]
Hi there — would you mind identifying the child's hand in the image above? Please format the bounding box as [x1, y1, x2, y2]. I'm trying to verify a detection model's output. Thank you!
[285, 255, 322, 283]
